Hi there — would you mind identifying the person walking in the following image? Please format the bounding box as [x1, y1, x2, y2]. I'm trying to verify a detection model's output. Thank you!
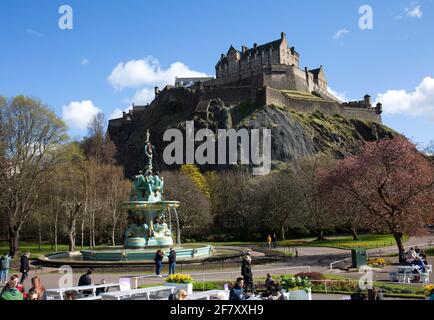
[168, 248, 177, 275]
[241, 253, 255, 294]
[272, 233, 278, 248]
[0, 252, 12, 284]
[266, 235, 272, 248]
[20, 251, 31, 284]
[154, 250, 164, 277]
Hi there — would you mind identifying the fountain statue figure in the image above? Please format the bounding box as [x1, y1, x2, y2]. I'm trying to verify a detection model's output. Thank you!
[123, 130, 178, 248]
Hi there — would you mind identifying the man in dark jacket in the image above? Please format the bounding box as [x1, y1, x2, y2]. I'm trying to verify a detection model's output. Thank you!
[229, 278, 245, 301]
[241, 254, 255, 294]
[20, 252, 31, 284]
[78, 268, 94, 295]
[79, 268, 94, 286]
[168, 248, 177, 275]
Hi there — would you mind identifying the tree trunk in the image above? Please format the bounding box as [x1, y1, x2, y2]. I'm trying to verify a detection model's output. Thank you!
[316, 228, 326, 241]
[393, 232, 405, 254]
[81, 217, 85, 250]
[281, 226, 286, 241]
[111, 225, 116, 247]
[351, 227, 359, 241]
[38, 216, 42, 252]
[8, 229, 20, 257]
[54, 202, 59, 252]
[68, 230, 75, 252]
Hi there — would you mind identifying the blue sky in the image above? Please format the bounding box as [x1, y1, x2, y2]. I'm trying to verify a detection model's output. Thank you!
[0, 0, 433, 146]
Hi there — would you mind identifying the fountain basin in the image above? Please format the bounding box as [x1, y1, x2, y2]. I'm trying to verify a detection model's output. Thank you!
[81, 245, 213, 262]
[37, 246, 247, 268]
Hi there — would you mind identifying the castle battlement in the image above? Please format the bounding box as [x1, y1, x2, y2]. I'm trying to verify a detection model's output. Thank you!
[112, 33, 382, 126]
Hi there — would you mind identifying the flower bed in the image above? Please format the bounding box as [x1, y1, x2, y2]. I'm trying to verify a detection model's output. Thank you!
[424, 284, 434, 298]
[166, 274, 194, 294]
[367, 258, 390, 268]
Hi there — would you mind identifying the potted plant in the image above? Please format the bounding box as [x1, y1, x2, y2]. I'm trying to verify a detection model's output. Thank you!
[280, 275, 312, 300]
[165, 274, 194, 294]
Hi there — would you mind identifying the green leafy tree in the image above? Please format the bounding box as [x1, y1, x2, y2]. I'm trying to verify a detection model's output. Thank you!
[0, 96, 68, 256]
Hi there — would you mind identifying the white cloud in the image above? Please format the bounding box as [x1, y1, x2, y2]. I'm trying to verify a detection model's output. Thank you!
[108, 88, 155, 120]
[109, 107, 128, 120]
[132, 88, 155, 105]
[328, 87, 348, 102]
[107, 57, 209, 90]
[81, 58, 89, 66]
[26, 29, 45, 38]
[376, 77, 434, 120]
[333, 29, 350, 40]
[406, 4, 423, 18]
[62, 100, 102, 130]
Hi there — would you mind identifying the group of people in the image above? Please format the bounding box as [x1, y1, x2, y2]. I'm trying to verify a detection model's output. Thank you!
[266, 234, 278, 248]
[0, 274, 46, 301]
[154, 248, 177, 277]
[1, 251, 31, 286]
[229, 273, 285, 301]
[405, 246, 428, 273]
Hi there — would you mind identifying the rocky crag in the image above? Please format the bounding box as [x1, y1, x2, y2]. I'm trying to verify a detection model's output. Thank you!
[108, 89, 396, 177]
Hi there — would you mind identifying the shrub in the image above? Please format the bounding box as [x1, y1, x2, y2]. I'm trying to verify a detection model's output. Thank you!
[295, 272, 325, 281]
[281, 275, 312, 292]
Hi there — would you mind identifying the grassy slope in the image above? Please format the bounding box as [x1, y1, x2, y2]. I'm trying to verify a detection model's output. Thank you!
[278, 234, 401, 250]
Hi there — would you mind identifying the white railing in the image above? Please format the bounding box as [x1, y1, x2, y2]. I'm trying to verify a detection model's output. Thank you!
[329, 241, 434, 270]
[369, 242, 433, 257]
[329, 257, 352, 271]
[130, 266, 311, 290]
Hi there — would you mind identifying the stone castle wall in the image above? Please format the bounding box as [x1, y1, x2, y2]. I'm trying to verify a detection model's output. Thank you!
[264, 87, 382, 123]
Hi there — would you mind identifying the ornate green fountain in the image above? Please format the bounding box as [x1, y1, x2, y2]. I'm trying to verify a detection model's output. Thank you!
[38, 130, 246, 266]
[123, 130, 179, 249]
[78, 130, 213, 262]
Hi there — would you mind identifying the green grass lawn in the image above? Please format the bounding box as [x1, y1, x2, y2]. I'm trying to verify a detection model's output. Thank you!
[0, 241, 108, 260]
[278, 234, 402, 250]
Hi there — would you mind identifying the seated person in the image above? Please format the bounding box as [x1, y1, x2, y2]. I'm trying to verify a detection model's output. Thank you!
[406, 248, 426, 273]
[415, 247, 427, 262]
[264, 280, 284, 300]
[95, 279, 107, 296]
[265, 274, 274, 287]
[169, 289, 188, 301]
[229, 278, 245, 301]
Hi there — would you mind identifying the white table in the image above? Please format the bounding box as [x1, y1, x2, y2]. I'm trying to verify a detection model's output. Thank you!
[186, 290, 229, 300]
[398, 265, 432, 283]
[101, 286, 176, 300]
[46, 283, 121, 300]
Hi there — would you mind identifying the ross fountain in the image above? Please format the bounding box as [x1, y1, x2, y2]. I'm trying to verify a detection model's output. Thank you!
[38, 130, 245, 267]
[80, 130, 213, 261]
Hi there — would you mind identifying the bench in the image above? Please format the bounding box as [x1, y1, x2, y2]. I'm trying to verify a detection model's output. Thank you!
[101, 286, 176, 301]
[46, 283, 121, 300]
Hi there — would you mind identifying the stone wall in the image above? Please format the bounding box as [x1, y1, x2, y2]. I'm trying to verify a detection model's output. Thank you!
[265, 87, 382, 123]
